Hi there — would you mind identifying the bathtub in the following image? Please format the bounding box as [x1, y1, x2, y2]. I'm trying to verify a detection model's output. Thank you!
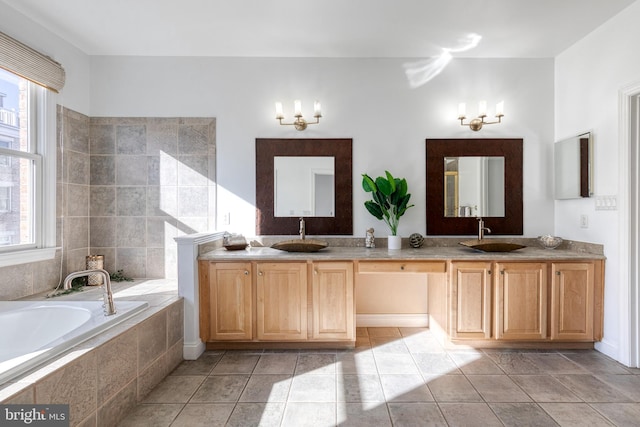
[0, 300, 148, 384]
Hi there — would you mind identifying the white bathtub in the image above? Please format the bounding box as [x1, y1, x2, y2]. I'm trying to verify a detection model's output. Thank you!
[0, 300, 148, 384]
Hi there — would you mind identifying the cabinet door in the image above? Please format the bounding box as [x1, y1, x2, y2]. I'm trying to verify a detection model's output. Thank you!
[551, 262, 594, 340]
[495, 262, 547, 340]
[450, 262, 492, 339]
[202, 262, 252, 341]
[256, 262, 308, 340]
[312, 262, 355, 340]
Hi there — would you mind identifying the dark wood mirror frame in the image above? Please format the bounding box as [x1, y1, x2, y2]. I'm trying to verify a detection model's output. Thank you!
[256, 138, 353, 235]
[426, 138, 523, 236]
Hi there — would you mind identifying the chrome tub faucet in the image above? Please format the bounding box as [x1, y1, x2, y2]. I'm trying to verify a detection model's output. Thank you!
[63, 269, 117, 316]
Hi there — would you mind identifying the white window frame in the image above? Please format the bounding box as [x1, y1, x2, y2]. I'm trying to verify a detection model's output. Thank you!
[0, 81, 56, 267]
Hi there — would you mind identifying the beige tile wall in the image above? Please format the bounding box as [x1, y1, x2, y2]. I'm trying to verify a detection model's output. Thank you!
[89, 117, 217, 279]
[0, 109, 216, 299]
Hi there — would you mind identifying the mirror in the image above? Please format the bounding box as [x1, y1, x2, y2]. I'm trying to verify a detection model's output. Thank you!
[444, 156, 505, 217]
[274, 156, 335, 217]
[554, 132, 593, 199]
[256, 138, 352, 235]
[426, 138, 523, 236]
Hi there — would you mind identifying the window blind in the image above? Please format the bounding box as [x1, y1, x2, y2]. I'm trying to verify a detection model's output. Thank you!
[0, 31, 66, 93]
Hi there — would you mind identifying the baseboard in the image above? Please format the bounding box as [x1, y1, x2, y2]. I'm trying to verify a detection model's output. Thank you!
[595, 338, 620, 362]
[183, 340, 206, 360]
[356, 314, 429, 327]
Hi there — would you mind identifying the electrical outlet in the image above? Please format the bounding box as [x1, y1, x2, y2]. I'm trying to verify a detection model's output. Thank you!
[580, 214, 589, 228]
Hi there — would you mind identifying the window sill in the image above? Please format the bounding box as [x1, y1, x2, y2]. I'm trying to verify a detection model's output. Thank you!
[0, 247, 58, 268]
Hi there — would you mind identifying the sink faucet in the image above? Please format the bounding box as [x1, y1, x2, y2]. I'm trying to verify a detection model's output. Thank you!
[299, 217, 305, 240]
[477, 217, 491, 240]
[63, 269, 117, 316]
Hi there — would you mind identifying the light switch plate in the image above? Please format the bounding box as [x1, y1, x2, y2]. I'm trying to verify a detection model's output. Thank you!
[595, 195, 617, 210]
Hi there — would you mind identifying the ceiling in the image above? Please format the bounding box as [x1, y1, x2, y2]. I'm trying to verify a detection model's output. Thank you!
[1, 0, 636, 58]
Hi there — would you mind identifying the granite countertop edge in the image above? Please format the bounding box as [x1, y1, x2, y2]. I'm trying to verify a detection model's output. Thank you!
[198, 244, 606, 262]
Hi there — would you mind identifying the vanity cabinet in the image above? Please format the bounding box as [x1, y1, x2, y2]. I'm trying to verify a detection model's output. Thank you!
[199, 262, 253, 341]
[311, 262, 354, 340]
[448, 260, 601, 343]
[450, 261, 493, 339]
[550, 262, 595, 340]
[256, 262, 308, 340]
[198, 260, 355, 347]
[495, 262, 548, 340]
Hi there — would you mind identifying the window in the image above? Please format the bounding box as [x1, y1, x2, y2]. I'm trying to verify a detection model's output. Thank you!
[0, 67, 56, 266]
[0, 186, 10, 213]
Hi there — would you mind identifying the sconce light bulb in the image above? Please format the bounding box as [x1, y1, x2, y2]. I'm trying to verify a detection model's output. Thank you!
[314, 100, 322, 118]
[294, 100, 302, 117]
[458, 102, 466, 119]
[275, 102, 284, 120]
[478, 100, 487, 117]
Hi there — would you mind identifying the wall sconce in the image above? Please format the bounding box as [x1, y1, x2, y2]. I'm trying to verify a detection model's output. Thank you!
[458, 101, 504, 131]
[275, 100, 322, 131]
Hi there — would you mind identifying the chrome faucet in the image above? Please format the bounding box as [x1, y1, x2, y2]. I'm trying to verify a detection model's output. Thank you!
[299, 217, 306, 240]
[477, 217, 491, 240]
[63, 269, 117, 316]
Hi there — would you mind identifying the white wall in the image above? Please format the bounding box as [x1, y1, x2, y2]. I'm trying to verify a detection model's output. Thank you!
[0, 2, 91, 114]
[555, 0, 640, 363]
[89, 56, 554, 238]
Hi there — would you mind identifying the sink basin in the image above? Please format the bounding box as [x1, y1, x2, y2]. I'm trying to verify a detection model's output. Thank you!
[459, 239, 526, 253]
[271, 239, 329, 252]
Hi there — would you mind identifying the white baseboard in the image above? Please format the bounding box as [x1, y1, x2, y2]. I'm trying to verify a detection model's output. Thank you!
[595, 338, 620, 363]
[183, 341, 206, 360]
[356, 314, 429, 328]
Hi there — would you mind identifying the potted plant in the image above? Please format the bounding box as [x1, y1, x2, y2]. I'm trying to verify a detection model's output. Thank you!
[362, 170, 414, 249]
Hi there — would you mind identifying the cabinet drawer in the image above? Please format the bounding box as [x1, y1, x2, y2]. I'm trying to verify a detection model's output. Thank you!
[357, 261, 446, 273]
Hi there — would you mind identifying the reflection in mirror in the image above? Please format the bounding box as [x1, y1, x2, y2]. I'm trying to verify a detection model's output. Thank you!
[444, 157, 505, 217]
[554, 132, 593, 199]
[274, 156, 335, 217]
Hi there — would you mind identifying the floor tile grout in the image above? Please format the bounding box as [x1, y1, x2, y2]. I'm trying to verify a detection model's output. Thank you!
[119, 327, 640, 426]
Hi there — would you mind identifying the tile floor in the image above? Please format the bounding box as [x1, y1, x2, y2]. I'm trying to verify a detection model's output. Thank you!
[118, 327, 640, 426]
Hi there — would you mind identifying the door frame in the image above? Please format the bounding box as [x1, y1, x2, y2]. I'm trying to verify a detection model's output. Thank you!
[618, 81, 640, 368]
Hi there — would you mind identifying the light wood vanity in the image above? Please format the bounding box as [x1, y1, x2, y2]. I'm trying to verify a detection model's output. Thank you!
[198, 243, 604, 350]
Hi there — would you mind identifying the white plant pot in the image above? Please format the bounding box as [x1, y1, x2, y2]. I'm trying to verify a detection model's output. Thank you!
[388, 235, 402, 250]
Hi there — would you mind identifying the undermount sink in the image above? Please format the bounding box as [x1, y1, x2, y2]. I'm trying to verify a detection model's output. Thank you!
[459, 239, 526, 253]
[271, 239, 329, 252]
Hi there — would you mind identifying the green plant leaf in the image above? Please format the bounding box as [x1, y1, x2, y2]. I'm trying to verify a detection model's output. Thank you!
[396, 178, 408, 197]
[364, 200, 384, 220]
[361, 174, 377, 193]
[396, 194, 412, 217]
[376, 176, 393, 196]
[385, 171, 397, 193]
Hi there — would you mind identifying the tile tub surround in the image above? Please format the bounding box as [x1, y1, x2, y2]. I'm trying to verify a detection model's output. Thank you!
[89, 116, 217, 279]
[0, 109, 216, 301]
[0, 279, 183, 427]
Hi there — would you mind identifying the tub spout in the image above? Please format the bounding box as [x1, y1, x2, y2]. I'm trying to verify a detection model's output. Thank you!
[63, 269, 116, 316]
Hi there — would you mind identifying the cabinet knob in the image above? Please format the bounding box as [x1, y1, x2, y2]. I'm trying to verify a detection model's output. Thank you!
[244, 270, 249, 275]
[500, 270, 504, 275]
[400, 265, 405, 270]
[314, 269, 318, 274]
[258, 271, 263, 276]
[488, 270, 492, 275]
[556, 271, 561, 276]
